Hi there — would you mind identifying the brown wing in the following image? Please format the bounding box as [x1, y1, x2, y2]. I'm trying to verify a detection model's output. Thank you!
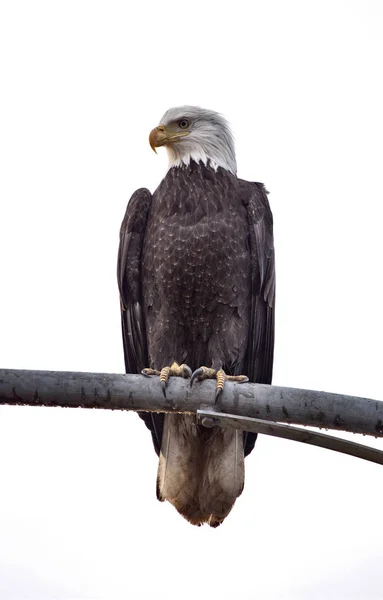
[242, 181, 275, 455]
[118, 188, 152, 372]
[117, 188, 164, 454]
[246, 181, 275, 384]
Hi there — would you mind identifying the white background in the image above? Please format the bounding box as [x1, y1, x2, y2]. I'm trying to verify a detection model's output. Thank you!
[1, 1, 383, 598]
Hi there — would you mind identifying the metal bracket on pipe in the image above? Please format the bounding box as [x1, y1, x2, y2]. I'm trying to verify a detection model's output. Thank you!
[197, 409, 383, 466]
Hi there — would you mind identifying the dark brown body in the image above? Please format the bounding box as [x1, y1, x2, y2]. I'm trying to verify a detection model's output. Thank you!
[143, 163, 252, 374]
[118, 161, 275, 526]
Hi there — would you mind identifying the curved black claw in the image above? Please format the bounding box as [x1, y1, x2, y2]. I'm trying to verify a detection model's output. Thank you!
[190, 367, 205, 387]
[215, 386, 223, 401]
[183, 364, 192, 379]
[161, 380, 167, 398]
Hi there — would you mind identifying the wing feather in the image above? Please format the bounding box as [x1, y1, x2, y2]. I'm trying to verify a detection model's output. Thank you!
[246, 181, 275, 384]
[117, 188, 164, 454]
[243, 181, 275, 455]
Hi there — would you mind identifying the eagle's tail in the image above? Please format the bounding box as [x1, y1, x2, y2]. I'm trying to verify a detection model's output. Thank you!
[157, 414, 244, 527]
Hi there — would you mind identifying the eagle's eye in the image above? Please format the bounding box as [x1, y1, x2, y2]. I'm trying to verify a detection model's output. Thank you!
[178, 119, 190, 129]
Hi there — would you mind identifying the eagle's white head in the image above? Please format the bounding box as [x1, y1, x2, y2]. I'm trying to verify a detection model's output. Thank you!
[149, 106, 237, 175]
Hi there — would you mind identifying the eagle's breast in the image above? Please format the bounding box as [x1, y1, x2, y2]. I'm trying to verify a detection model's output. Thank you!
[143, 163, 250, 315]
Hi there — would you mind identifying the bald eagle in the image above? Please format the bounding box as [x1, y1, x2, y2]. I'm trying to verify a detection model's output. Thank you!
[117, 106, 275, 527]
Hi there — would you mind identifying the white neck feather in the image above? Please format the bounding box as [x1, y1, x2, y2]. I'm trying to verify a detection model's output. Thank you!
[165, 137, 237, 174]
[166, 146, 223, 173]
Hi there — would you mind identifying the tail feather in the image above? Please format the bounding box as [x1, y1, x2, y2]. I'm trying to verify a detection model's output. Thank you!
[200, 428, 244, 525]
[157, 414, 203, 524]
[157, 414, 244, 527]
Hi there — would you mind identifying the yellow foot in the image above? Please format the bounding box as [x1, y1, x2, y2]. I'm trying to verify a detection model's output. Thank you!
[141, 362, 192, 397]
[190, 366, 248, 400]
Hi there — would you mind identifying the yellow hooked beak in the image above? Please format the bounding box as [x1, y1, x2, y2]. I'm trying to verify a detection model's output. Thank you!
[149, 125, 189, 153]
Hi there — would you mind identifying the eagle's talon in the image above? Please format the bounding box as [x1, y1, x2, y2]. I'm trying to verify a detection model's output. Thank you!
[190, 366, 248, 400]
[190, 366, 217, 387]
[226, 375, 249, 384]
[141, 368, 161, 377]
[215, 386, 223, 400]
[183, 364, 192, 379]
[143, 362, 191, 394]
[190, 367, 205, 387]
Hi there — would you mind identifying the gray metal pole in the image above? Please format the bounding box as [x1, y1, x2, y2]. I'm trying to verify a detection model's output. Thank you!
[1, 368, 383, 438]
[197, 409, 383, 466]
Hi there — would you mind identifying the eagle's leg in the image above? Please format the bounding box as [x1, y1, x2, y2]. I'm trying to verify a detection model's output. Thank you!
[190, 366, 248, 400]
[142, 362, 192, 397]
